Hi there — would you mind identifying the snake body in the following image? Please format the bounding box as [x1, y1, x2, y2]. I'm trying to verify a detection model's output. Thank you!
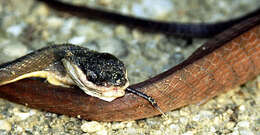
[0, 14, 259, 121]
[0, 1, 260, 121]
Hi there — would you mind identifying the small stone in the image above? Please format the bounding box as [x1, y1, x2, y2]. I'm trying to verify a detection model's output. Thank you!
[239, 130, 254, 135]
[98, 0, 112, 6]
[126, 121, 135, 127]
[131, 0, 173, 19]
[231, 130, 239, 135]
[169, 52, 185, 65]
[125, 127, 138, 135]
[96, 129, 108, 135]
[46, 17, 63, 28]
[3, 42, 28, 58]
[111, 122, 126, 129]
[210, 126, 216, 133]
[163, 118, 172, 125]
[35, 4, 49, 17]
[13, 108, 36, 120]
[7, 23, 26, 37]
[81, 121, 103, 133]
[169, 124, 180, 131]
[226, 109, 234, 115]
[182, 131, 193, 135]
[150, 129, 163, 135]
[237, 121, 250, 128]
[15, 126, 23, 132]
[115, 25, 128, 39]
[179, 109, 190, 116]
[192, 114, 201, 122]
[142, 41, 160, 60]
[0, 120, 12, 131]
[69, 36, 86, 45]
[213, 117, 221, 125]
[76, 25, 99, 40]
[61, 19, 76, 35]
[81, 133, 90, 135]
[97, 38, 127, 57]
[225, 122, 235, 129]
[132, 30, 143, 41]
[238, 105, 246, 112]
[179, 117, 188, 125]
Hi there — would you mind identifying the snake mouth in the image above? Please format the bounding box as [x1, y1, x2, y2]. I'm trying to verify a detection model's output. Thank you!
[62, 58, 129, 102]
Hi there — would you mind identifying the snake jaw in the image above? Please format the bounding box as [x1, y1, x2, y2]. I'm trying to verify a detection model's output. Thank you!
[62, 58, 129, 102]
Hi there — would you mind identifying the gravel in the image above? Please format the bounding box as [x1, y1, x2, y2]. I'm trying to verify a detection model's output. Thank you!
[0, 0, 259, 134]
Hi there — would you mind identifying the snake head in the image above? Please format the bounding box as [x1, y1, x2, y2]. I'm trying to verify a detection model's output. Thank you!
[62, 50, 129, 102]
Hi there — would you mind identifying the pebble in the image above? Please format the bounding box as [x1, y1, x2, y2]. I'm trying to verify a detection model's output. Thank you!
[6, 23, 26, 37]
[238, 105, 246, 112]
[96, 129, 108, 135]
[111, 122, 126, 129]
[0, 120, 12, 131]
[97, 38, 127, 57]
[169, 52, 185, 65]
[125, 127, 138, 135]
[132, 0, 173, 19]
[35, 4, 49, 17]
[46, 17, 63, 28]
[225, 122, 235, 129]
[182, 131, 193, 135]
[239, 130, 254, 135]
[179, 117, 188, 125]
[126, 121, 134, 127]
[213, 117, 222, 126]
[142, 41, 160, 60]
[81, 133, 90, 135]
[237, 121, 250, 128]
[151, 129, 163, 135]
[169, 124, 180, 130]
[81, 121, 104, 133]
[13, 108, 36, 120]
[3, 42, 28, 58]
[210, 126, 216, 133]
[231, 130, 239, 135]
[98, 0, 112, 6]
[115, 25, 128, 39]
[69, 36, 86, 45]
[179, 108, 190, 116]
[75, 24, 101, 41]
[192, 114, 201, 122]
[61, 19, 76, 35]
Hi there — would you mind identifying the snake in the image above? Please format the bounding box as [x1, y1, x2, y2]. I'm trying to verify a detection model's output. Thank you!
[0, 0, 259, 121]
